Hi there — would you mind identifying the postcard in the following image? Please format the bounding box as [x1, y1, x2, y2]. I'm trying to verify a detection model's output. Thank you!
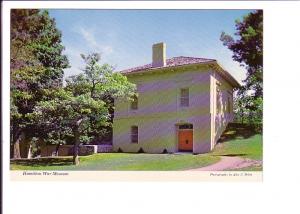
[7, 7, 262, 182]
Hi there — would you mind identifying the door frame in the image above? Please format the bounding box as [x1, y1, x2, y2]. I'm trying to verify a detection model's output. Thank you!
[176, 123, 193, 152]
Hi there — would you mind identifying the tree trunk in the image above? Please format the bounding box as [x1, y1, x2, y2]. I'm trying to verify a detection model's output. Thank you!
[72, 119, 83, 165]
[27, 144, 32, 159]
[55, 144, 60, 156]
[13, 141, 21, 159]
[73, 127, 80, 165]
[13, 131, 24, 159]
[241, 110, 244, 124]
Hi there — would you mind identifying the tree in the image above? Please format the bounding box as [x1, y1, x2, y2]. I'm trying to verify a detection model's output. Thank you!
[66, 53, 136, 142]
[220, 10, 263, 123]
[31, 89, 109, 165]
[31, 53, 136, 165]
[10, 9, 69, 158]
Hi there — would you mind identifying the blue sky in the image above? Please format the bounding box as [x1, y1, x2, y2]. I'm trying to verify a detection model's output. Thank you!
[49, 9, 253, 83]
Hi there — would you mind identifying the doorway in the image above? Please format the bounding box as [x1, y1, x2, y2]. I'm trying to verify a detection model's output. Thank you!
[178, 124, 193, 152]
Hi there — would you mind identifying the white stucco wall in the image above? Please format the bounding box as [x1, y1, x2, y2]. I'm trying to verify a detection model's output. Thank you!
[113, 65, 213, 154]
[113, 64, 236, 154]
[210, 70, 234, 149]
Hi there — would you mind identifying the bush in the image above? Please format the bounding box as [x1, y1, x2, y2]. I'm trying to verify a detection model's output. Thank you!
[138, 148, 144, 153]
[162, 149, 168, 154]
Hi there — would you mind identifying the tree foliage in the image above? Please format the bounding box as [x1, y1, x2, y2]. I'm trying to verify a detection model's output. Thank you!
[10, 10, 136, 164]
[30, 89, 109, 165]
[220, 10, 263, 124]
[10, 9, 69, 158]
[31, 53, 136, 165]
[66, 53, 136, 142]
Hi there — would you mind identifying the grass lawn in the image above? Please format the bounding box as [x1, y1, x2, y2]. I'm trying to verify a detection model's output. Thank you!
[210, 123, 263, 171]
[211, 134, 262, 160]
[10, 153, 220, 171]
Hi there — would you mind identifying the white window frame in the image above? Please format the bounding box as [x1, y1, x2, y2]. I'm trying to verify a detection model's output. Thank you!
[131, 126, 138, 143]
[180, 88, 189, 107]
[130, 95, 138, 110]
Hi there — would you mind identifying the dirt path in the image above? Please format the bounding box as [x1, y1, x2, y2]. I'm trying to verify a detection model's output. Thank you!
[189, 156, 262, 171]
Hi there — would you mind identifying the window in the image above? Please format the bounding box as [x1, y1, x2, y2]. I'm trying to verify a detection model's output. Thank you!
[217, 88, 221, 114]
[131, 126, 138, 143]
[180, 88, 189, 107]
[130, 95, 138, 110]
[227, 96, 232, 113]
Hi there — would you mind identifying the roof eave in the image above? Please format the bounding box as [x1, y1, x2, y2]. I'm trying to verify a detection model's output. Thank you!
[120, 60, 217, 76]
[120, 60, 241, 89]
[209, 62, 241, 88]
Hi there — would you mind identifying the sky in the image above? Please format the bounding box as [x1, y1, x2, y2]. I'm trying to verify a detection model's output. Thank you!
[49, 9, 254, 83]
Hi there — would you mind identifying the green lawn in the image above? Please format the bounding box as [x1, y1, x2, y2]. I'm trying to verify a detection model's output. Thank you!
[10, 153, 220, 171]
[211, 134, 263, 160]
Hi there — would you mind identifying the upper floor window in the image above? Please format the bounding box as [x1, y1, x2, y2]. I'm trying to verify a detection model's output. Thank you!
[130, 95, 138, 110]
[180, 88, 189, 107]
[227, 96, 231, 113]
[131, 126, 138, 143]
[227, 97, 230, 113]
[217, 88, 221, 114]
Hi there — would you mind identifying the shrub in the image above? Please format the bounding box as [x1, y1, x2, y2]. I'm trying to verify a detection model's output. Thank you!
[162, 149, 168, 154]
[138, 148, 144, 153]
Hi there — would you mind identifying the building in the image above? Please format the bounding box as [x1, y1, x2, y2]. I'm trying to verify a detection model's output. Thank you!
[113, 42, 240, 154]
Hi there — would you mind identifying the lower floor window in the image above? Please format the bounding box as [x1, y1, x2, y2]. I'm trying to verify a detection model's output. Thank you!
[131, 126, 138, 143]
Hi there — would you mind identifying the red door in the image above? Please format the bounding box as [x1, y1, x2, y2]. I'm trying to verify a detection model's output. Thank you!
[178, 130, 193, 151]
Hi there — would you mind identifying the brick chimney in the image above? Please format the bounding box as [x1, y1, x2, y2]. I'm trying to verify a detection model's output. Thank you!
[152, 42, 166, 67]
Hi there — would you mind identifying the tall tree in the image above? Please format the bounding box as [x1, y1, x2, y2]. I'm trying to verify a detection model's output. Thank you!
[31, 53, 136, 165]
[10, 9, 69, 158]
[220, 10, 263, 123]
[66, 53, 136, 142]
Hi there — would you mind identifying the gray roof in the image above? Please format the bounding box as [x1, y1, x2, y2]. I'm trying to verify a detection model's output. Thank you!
[121, 56, 216, 74]
[120, 56, 240, 88]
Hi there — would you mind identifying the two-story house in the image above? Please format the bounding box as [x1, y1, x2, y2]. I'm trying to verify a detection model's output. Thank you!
[113, 42, 240, 154]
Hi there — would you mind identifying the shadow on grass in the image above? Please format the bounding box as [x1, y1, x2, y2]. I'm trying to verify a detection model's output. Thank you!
[217, 154, 247, 157]
[11, 157, 73, 167]
[211, 153, 248, 157]
[217, 123, 262, 143]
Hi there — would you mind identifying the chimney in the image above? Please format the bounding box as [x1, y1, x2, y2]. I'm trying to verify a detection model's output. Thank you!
[152, 42, 166, 67]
